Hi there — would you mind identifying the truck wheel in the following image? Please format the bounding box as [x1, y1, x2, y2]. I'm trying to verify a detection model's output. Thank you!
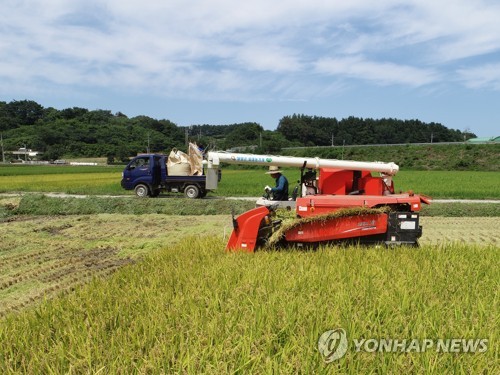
[134, 184, 150, 197]
[184, 185, 200, 199]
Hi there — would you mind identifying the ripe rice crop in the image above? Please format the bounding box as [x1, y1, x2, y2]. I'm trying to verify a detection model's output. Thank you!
[1, 162, 497, 372]
[0, 168, 123, 195]
[0, 164, 122, 176]
[1, 197, 497, 319]
[0, 236, 497, 373]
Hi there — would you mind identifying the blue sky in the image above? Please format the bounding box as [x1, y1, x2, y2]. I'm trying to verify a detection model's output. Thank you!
[1, 0, 500, 137]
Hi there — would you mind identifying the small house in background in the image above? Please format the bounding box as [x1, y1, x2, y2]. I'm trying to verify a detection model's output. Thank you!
[467, 136, 500, 143]
[12, 148, 42, 160]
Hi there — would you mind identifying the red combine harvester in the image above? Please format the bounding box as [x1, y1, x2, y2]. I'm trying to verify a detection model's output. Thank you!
[205, 152, 430, 251]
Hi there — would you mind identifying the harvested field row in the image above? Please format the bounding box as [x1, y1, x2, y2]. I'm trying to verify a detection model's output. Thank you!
[420, 217, 499, 245]
[0, 243, 133, 315]
[2, 265, 124, 317]
[0, 214, 231, 316]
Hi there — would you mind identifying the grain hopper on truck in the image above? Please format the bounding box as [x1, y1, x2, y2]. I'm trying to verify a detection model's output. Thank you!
[204, 151, 430, 250]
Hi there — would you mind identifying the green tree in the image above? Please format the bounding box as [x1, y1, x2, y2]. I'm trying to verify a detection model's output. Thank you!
[5, 100, 44, 127]
[224, 123, 263, 148]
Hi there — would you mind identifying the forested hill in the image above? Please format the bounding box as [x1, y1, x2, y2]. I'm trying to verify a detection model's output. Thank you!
[0, 100, 473, 160]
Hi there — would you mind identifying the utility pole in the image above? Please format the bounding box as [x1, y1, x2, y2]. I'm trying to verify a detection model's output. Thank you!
[331, 133, 334, 146]
[0, 133, 5, 163]
[341, 140, 345, 159]
[147, 132, 150, 153]
[430, 132, 433, 144]
[185, 127, 189, 148]
[463, 127, 470, 142]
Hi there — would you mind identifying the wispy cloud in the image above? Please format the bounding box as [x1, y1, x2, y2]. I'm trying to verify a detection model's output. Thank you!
[314, 56, 439, 87]
[457, 63, 500, 90]
[1, 0, 500, 102]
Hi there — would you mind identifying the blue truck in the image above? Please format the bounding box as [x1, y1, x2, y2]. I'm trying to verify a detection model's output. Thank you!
[121, 154, 220, 198]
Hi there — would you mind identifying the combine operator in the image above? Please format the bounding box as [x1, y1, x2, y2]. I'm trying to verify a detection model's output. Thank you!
[264, 166, 289, 201]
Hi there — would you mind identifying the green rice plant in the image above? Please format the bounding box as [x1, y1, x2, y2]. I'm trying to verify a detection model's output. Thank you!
[214, 168, 302, 197]
[217, 169, 500, 199]
[396, 171, 500, 199]
[4, 195, 499, 219]
[0, 236, 497, 374]
[1, 165, 498, 199]
[420, 202, 500, 217]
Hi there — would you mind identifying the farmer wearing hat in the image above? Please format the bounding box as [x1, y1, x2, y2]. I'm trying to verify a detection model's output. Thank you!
[264, 165, 289, 201]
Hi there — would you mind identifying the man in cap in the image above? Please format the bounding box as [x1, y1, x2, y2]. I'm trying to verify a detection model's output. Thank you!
[264, 166, 289, 201]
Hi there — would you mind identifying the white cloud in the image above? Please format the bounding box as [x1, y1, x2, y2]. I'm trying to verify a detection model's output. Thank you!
[1, 0, 500, 101]
[314, 56, 438, 87]
[457, 64, 500, 90]
[389, 1, 500, 63]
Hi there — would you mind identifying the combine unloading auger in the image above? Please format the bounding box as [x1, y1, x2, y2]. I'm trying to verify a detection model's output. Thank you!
[204, 151, 430, 251]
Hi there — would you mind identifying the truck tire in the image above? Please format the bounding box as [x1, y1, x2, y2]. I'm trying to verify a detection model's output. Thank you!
[184, 184, 200, 199]
[135, 184, 150, 197]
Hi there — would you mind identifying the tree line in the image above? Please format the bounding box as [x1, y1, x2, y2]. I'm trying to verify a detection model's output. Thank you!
[0, 100, 473, 161]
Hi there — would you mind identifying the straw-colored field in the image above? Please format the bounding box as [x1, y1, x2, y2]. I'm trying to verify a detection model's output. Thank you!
[0, 227, 498, 373]
[0, 214, 230, 317]
[1, 214, 498, 318]
[0, 193, 498, 372]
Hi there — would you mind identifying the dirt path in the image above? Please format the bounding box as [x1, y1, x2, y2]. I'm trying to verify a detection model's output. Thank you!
[1, 192, 499, 204]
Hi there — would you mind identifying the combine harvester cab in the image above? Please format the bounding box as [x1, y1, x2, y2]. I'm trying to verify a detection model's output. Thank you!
[213, 152, 430, 252]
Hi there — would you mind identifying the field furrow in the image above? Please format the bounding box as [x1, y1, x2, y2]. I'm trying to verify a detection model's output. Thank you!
[0, 214, 231, 316]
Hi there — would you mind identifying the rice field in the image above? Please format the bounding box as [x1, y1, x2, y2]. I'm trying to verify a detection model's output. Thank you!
[0, 233, 497, 373]
[0, 164, 498, 373]
[1, 212, 498, 314]
[0, 164, 499, 198]
[208, 169, 500, 199]
[395, 170, 500, 199]
[0, 165, 124, 195]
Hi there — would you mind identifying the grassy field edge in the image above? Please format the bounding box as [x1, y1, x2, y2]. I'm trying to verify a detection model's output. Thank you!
[1, 195, 499, 219]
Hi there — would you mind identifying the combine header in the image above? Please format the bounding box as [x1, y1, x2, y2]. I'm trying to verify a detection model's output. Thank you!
[205, 151, 430, 251]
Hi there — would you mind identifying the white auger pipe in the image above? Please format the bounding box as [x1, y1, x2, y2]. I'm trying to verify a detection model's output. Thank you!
[207, 151, 399, 175]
